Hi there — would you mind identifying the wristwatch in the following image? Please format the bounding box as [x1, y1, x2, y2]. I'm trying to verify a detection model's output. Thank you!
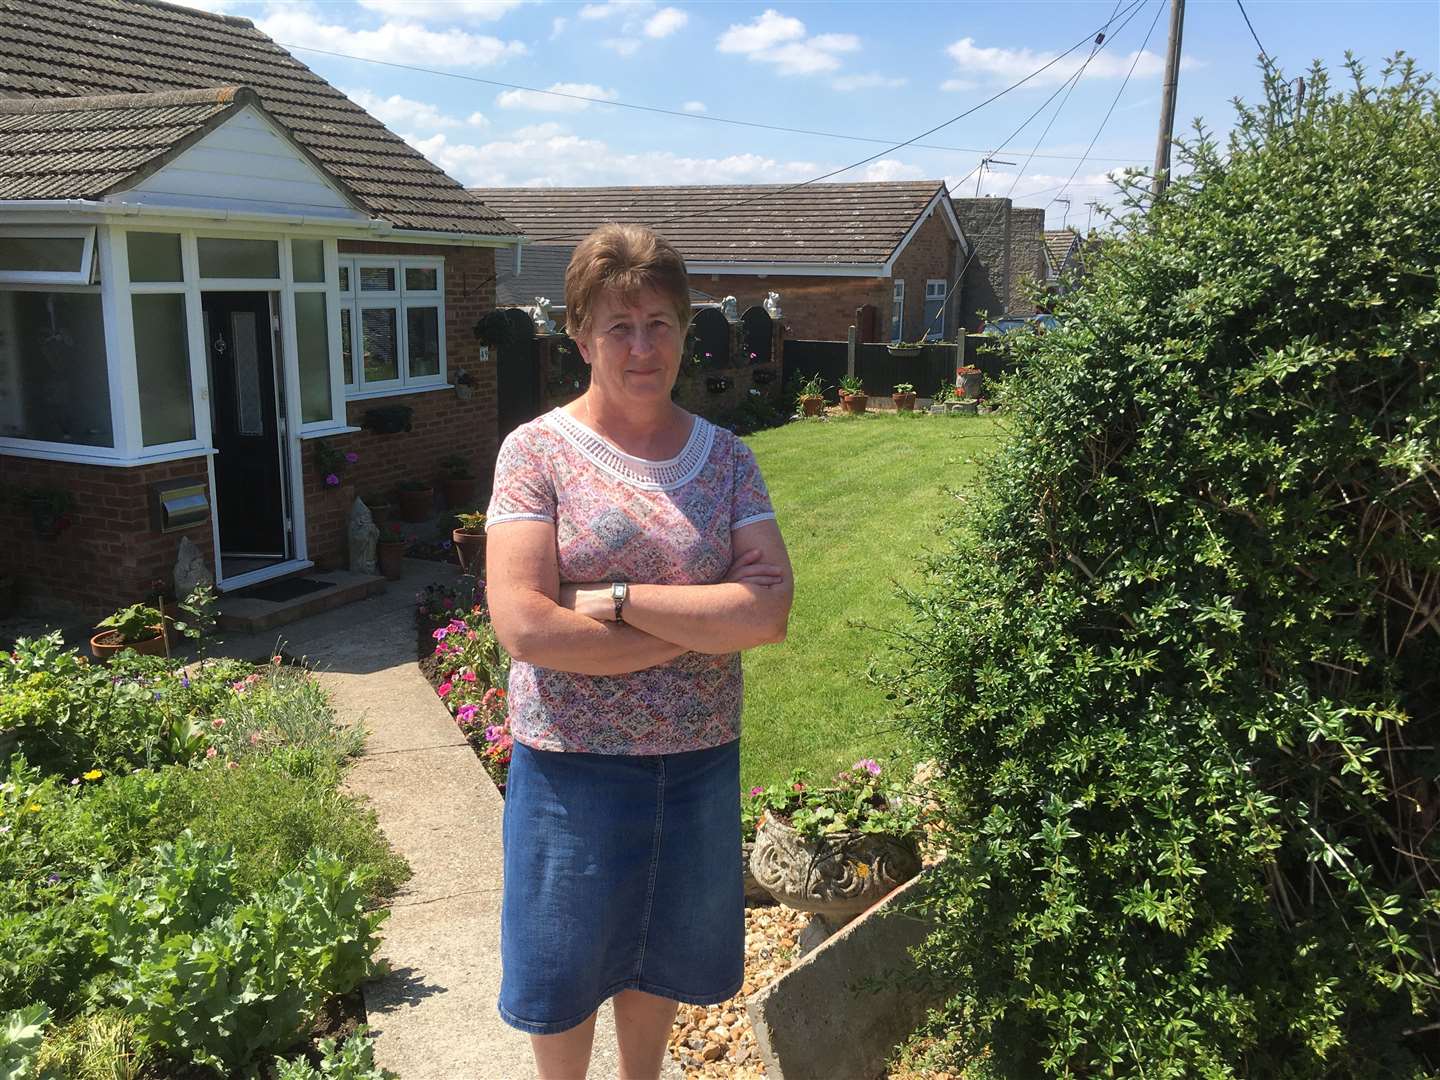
[611, 581, 628, 624]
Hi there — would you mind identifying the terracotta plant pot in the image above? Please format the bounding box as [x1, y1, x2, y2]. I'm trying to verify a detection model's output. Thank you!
[442, 476, 477, 509]
[799, 396, 824, 417]
[891, 392, 917, 412]
[90, 628, 167, 662]
[840, 393, 868, 414]
[452, 528, 486, 576]
[377, 541, 406, 581]
[366, 502, 394, 529]
[397, 485, 434, 523]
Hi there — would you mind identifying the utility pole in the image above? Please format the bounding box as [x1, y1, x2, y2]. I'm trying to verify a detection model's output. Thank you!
[1055, 197, 1071, 229]
[1151, 0, 1186, 200]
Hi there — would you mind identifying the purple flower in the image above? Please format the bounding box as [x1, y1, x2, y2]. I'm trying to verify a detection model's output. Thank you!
[749, 785, 765, 797]
[47, 873, 61, 884]
[180, 675, 190, 689]
[344, 451, 359, 464]
[457, 704, 478, 724]
[433, 626, 450, 640]
[484, 725, 503, 742]
[854, 758, 881, 777]
[325, 473, 340, 487]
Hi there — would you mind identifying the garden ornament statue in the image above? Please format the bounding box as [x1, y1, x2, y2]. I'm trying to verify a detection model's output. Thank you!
[173, 535, 214, 597]
[531, 297, 555, 334]
[721, 295, 739, 321]
[349, 498, 379, 576]
[763, 291, 782, 319]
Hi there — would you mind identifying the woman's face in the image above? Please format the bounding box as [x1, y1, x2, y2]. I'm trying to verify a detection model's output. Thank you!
[576, 286, 683, 405]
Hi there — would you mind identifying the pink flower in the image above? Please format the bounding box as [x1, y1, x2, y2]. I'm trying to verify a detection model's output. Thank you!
[249, 731, 263, 746]
[344, 451, 359, 464]
[749, 786, 765, 797]
[461, 671, 477, 682]
[325, 473, 340, 487]
[205, 747, 218, 759]
[226, 760, 239, 770]
[792, 782, 805, 793]
[211, 718, 225, 730]
[854, 758, 881, 777]
[271, 655, 282, 666]
[484, 725, 503, 742]
[433, 626, 450, 640]
[437, 681, 453, 698]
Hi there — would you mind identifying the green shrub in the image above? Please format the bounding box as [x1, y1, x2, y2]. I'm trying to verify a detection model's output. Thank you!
[91, 833, 386, 1075]
[274, 1027, 396, 1080]
[895, 59, 1440, 1075]
[0, 1004, 49, 1080]
[208, 664, 364, 766]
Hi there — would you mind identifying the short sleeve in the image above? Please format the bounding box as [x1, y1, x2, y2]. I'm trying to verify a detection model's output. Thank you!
[486, 424, 556, 529]
[730, 437, 776, 530]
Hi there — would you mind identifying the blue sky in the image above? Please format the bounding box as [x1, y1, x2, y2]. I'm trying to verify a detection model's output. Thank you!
[188, 0, 1438, 229]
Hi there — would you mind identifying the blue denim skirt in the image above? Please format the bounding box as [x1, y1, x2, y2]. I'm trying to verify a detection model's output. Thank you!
[498, 737, 744, 1035]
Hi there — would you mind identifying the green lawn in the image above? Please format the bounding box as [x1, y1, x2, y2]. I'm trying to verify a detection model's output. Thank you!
[739, 412, 1004, 791]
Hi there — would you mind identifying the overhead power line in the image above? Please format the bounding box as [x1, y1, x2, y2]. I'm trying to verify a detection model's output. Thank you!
[527, 0, 1151, 243]
[1235, 0, 1275, 73]
[276, 34, 1150, 166]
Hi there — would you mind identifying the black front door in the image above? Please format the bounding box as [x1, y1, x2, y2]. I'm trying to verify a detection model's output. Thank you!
[204, 291, 287, 559]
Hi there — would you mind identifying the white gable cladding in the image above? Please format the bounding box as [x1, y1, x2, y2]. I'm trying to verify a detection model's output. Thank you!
[120, 106, 368, 221]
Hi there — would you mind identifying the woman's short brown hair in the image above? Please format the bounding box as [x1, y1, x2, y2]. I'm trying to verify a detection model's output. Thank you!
[565, 223, 691, 337]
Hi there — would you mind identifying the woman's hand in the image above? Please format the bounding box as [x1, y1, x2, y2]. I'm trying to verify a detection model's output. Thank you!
[726, 547, 785, 588]
[558, 583, 614, 622]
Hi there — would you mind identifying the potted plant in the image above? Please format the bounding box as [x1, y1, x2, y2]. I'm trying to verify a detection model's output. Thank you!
[377, 521, 407, 580]
[891, 382, 917, 412]
[741, 785, 775, 905]
[887, 339, 923, 358]
[929, 381, 955, 413]
[749, 760, 924, 951]
[361, 491, 394, 529]
[795, 374, 826, 417]
[956, 364, 983, 402]
[837, 373, 868, 414]
[90, 602, 166, 661]
[439, 455, 477, 509]
[396, 479, 434, 523]
[452, 510, 487, 576]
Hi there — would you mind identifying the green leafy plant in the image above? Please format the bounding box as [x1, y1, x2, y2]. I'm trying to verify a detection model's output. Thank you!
[95, 604, 162, 646]
[753, 762, 923, 841]
[0, 1004, 49, 1080]
[893, 57, 1440, 1075]
[892, 382, 915, 395]
[930, 382, 954, 404]
[837, 373, 865, 397]
[275, 1027, 397, 1080]
[454, 510, 487, 534]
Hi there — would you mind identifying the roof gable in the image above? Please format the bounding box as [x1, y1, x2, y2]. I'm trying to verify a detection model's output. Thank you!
[471, 181, 956, 267]
[0, 0, 520, 238]
[1044, 228, 1080, 273]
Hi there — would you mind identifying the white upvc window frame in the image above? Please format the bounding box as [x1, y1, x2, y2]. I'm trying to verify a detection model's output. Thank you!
[890, 278, 906, 342]
[0, 225, 97, 285]
[924, 278, 947, 340]
[339, 254, 446, 401]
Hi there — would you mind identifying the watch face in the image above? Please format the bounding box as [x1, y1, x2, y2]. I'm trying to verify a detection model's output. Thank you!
[612, 582, 625, 601]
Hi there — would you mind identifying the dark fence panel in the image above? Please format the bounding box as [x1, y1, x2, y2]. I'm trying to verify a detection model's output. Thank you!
[740, 306, 773, 364]
[965, 335, 1014, 384]
[782, 339, 849, 401]
[854, 343, 952, 397]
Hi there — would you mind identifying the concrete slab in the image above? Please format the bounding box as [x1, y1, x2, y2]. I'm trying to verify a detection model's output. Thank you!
[218, 571, 386, 633]
[746, 872, 941, 1080]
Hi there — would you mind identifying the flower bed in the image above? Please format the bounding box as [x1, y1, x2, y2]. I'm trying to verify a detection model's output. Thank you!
[0, 634, 407, 1078]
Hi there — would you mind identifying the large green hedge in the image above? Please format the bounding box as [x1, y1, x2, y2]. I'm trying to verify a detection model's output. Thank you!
[897, 59, 1439, 1076]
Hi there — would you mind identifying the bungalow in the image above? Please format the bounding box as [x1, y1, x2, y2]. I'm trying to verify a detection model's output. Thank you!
[1044, 227, 1084, 293]
[0, 0, 523, 615]
[474, 181, 970, 343]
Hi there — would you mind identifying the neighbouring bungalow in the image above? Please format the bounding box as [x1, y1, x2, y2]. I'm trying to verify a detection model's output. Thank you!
[475, 181, 971, 344]
[1044, 227, 1085, 294]
[0, 0, 524, 616]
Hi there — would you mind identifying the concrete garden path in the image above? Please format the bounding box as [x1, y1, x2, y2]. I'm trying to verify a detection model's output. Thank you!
[213, 559, 681, 1079]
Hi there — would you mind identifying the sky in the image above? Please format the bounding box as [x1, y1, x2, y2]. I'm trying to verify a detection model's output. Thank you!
[181, 0, 1439, 230]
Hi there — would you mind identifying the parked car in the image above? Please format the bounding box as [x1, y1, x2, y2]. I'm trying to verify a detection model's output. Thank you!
[983, 314, 1059, 334]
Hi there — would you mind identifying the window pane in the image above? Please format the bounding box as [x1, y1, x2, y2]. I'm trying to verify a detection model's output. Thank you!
[406, 306, 440, 378]
[360, 266, 395, 292]
[0, 237, 85, 273]
[133, 293, 195, 446]
[292, 239, 325, 283]
[361, 307, 398, 383]
[341, 307, 353, 385]
[127, 232, 182, 282]
[404, 266, 438, 292]
[0, 290, 112, 445]
[296, 293, 331, 424]
[197, 237, 279, 279]
[339, 264, 351, 293]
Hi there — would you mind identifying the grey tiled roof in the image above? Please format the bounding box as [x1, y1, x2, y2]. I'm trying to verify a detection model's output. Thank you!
[0, 0, 520, 237]
[470, 181, 949, 265]
[1044, 228, 1080, 271]
[496, 243, 574, 307]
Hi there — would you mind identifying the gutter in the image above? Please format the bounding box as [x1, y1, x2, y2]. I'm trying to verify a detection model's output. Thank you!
[0, 199, 522, 248]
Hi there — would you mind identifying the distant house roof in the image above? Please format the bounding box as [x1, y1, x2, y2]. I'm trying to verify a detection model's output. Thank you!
[470, 181, 963, 271]
[0, 0, 520, 238]
[496, 243, 575, 307]
[1044, 228, 1081, 275]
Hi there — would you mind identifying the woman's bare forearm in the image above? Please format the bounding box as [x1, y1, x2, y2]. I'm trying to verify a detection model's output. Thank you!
[495, 588, 688, 675]
[562, 578, 792, 655]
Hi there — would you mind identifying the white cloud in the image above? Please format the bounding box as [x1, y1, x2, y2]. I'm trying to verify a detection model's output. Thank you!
[578, 0, 651, 18]
[550, 15, 568, 36]
[681, 100, 707, 113]
[603, 38, 642, 56]
[257, 10, 526, 68]
[718, 10, 858, 76]
[941, 77, 978, 92]
[417, 128, 824, 189]
[173, 0, 234, 13]
[496, 82, 619, 112]
[944, 36, 1199, 88]
[466, 111, 491, 128]
[344, 88, 460, 130]
[862, 159, 924, 182]
[644, 6, 687, 37]
[832, 72, 907, 92]
[355, 0, 524, 19]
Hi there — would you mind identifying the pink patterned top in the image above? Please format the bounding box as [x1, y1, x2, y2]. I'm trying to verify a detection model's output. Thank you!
[486, 407, 777, 755]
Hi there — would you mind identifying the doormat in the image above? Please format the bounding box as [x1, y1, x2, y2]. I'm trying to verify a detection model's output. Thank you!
[238, 577, 336, 604]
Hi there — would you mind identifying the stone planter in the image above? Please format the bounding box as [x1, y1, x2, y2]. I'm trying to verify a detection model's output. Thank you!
[751, 813, 920, 951]
[957, 370, 982, 400]
[950, 401, 978, 416]
[741, 840, 774, 905]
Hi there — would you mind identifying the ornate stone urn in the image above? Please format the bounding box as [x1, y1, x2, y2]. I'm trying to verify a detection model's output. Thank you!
[750, 813, 921, 951]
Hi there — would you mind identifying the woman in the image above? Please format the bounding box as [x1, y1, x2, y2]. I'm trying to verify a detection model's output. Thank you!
[485, 223, 794, 1080]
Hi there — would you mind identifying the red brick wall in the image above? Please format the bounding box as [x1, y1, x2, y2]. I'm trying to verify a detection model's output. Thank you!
[889, 209, 962, 341]
[0, 453, 215, 617]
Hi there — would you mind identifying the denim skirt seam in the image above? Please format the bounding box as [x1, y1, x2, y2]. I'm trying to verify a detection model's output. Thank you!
[632, 755, 665, 982]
